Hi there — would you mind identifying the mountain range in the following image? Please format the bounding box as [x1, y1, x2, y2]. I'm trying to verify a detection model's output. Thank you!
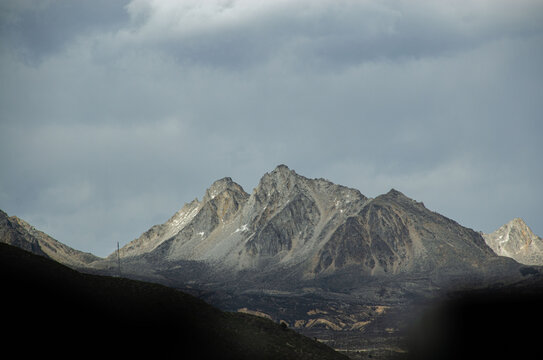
[2, 164, 541, 359]
[88, 165, 523, 286]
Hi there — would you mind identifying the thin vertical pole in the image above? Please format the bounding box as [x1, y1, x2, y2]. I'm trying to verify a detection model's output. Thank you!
[117, 241, 122, 277]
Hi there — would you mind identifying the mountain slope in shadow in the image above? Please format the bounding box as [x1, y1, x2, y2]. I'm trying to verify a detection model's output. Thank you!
[1, 243, 348, 359]
[405, 274, 543, 360]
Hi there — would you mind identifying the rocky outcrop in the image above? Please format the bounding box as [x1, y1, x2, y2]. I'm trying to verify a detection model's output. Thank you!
[483, 218, 543, 265]
[0, 210, 100, 268]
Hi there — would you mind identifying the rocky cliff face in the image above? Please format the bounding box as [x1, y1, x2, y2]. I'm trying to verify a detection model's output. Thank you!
[97, 165, 505, 284]
[312, 188, 498, 278]
[483, 218, 543, 265]
[0, 210, 99, 268]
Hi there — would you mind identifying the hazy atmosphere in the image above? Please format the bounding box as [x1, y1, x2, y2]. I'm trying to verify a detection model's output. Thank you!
[1, 0, 542, 257]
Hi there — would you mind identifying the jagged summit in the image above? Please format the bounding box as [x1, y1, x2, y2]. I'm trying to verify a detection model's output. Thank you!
[89, 165, 510, 284]
[483, 218, 543, 265]
[384, 188, 405, 197]
[256, 165, 300, 192]
[510, 218, 529, 227]
[274, 163, 294, 172]
[204, 177, 247, 202]
[376, 188, 409, 203]
[255, 165, 363, 201]
[262, 164, 297, 180]
[379, 189, 422, 205]
[118, 176, 250, 260]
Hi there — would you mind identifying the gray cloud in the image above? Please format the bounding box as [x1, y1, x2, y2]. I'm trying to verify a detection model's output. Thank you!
[115, 0, 543, 69]
[1, 0, 130, 63]
[1, 0, 542, 256]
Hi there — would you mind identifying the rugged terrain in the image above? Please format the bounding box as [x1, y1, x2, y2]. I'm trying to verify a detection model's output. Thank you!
[92, 165, 520, 285]
[483, 218, 543, 265]
[86, 165, 529, 358]
[2, 165, 540, 359]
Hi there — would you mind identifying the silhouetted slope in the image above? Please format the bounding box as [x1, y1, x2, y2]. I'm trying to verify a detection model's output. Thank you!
[0, 243, 348, 359]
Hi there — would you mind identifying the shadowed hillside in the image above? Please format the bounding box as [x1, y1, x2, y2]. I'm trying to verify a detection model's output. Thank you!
[0, 243, 348, 359]
[405, 275, 543, 360]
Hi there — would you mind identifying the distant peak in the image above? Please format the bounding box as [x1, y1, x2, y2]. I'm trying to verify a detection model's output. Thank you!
[509, 218, 527, 226]
[506, 218, 538, 236]
[374, 188, 423, 207]
[258, 165, 298, 182]
[272, 164, 295, 173]
[212, 177, 234, 186]
[385, 188, 407, 198]
[204, 177, 247, 201]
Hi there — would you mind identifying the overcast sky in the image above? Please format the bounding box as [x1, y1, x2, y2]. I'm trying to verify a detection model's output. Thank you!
[1, 0, 542, 257]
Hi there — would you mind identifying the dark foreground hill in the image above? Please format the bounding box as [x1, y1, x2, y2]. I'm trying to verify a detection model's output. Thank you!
[0, 243, 348, 359]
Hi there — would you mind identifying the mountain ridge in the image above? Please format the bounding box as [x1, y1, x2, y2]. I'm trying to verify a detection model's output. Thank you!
[0, 209, 100, 267]
[2, 165, 539, 359]
[87, 165, 519, 289]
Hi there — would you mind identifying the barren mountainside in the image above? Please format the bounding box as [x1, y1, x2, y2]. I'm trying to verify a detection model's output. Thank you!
[93, 165, 513, 286]
[0, 209, 99, 268]
[483, 218, 543, 265]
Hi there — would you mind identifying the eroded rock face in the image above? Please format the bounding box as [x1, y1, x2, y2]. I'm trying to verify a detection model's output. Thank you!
[483, 218, 543, 265]
[246, 192, 320, 257]
[313, 188, 497, 277]
[94, 165, 504, 283]
[314, 203, 413, 275]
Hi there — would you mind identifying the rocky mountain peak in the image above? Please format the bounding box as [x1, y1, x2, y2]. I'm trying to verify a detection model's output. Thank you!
[273, 163, 294, 173]
[252, 164, 303, 201]
[0, 210, 100, 267]
[93, 166, 513, 282]
[264, 164, 300, 182]
[203, 177, 247, 202]
[267, 164, 300, 180]
[483, 218, 543, 265]
[380, 189, 412, 202]
[203, 177, 249, 223]
[374, 189, 428, 214]
[510, 218, 528, 228]
[493, 218, 537, 241]
[118, 177, 251, 259]
[385, 188, 404, 197]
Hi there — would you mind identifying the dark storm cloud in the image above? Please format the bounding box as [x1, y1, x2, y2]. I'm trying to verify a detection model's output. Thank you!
[1, 0, 131, 63]
[0, 0, 542, 256]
